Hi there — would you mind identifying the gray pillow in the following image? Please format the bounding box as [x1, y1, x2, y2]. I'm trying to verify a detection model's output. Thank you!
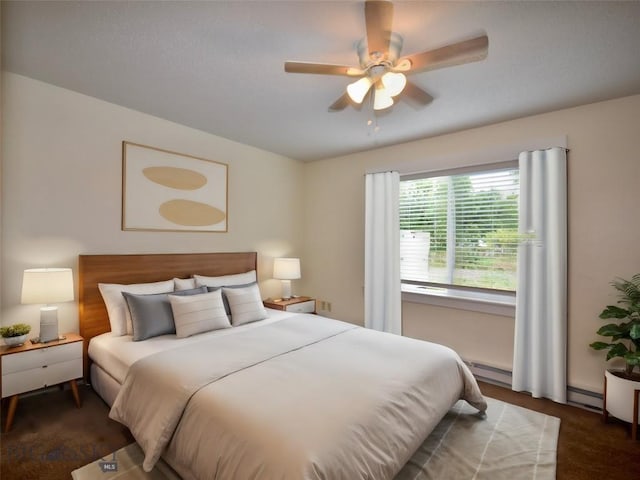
[222, 283, 268, 326]
[207, 282, 255, 315]
[123, 286, 207, 341]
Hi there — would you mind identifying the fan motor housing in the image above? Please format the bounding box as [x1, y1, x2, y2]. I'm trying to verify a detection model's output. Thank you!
[357, 32, 404, 69]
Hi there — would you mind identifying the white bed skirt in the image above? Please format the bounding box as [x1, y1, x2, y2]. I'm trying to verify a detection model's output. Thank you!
[90, 363, 121, 407]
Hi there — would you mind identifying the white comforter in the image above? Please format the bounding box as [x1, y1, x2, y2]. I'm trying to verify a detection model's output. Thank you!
[109, 314, 486, 480]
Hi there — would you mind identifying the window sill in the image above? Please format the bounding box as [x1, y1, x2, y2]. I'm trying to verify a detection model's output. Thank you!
[401, 284, 516, 317]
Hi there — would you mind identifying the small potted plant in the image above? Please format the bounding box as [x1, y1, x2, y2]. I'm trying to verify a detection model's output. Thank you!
[0, 323, 32, 347]
[590, 274, 640, 427]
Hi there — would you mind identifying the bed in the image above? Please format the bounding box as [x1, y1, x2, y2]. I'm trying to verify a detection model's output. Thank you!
[79, 252, 487, 480]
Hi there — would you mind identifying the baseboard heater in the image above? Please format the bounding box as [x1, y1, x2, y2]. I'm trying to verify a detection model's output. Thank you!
[465, 360, 603, 411]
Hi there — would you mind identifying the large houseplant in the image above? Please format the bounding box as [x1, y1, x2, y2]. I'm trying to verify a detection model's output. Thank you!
[590, 274, 640, 378]
[590, 274, 640, 428]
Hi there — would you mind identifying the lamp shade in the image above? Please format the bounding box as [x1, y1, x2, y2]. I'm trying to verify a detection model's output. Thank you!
[273, 258, 301, 280]
[381, 72, 407, 97]
[373, 83, 394, 111]
[21, 268, 74, 304]
[347, 77, 373, 104]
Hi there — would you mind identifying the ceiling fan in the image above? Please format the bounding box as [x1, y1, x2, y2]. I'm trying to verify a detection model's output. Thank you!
[284, 0, 488, 112]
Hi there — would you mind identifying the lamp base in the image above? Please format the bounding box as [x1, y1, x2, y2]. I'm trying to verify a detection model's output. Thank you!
[281, 280, 292, 300]
[39, 306, 59, 343]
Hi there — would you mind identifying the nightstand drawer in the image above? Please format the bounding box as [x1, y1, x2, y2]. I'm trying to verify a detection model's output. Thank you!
[286, 300, 316, 313]
[2, 359, 83, 397]
[2, 342, 82, 375]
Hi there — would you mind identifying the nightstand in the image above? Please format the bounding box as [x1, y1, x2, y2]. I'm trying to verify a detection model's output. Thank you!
[0, 333, 83, 432]
[264, 296, 316, 314]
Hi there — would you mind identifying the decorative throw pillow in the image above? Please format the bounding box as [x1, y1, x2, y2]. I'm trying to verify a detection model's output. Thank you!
[123, 287, 206, 341]
[194, 270, 257, 288]
[168, 289, 231, 338]
[206, 282, 254, 316]
[98, 280, 174, 336]
[222, 283, 268, 326]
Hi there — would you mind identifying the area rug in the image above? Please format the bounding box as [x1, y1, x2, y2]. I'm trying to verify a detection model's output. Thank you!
[72, 396, 559, 480]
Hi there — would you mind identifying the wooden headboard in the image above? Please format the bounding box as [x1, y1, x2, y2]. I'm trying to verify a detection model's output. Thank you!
[78, 252, 257, 378]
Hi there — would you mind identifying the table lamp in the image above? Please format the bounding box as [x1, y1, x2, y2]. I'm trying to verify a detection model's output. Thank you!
[21, 268, 74, 343]
[273, 258, 300, 300]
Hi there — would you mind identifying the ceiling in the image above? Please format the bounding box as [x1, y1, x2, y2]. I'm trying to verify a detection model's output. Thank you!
[3, 1, 640, 162]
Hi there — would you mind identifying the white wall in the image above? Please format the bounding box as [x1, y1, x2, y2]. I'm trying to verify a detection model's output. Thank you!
[1, 73, 305, 334]
[301, 94, 640, 393]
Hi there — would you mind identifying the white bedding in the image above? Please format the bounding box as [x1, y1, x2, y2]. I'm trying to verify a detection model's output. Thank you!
[107, 313, 486, 480]
[88, 308, 292, 384]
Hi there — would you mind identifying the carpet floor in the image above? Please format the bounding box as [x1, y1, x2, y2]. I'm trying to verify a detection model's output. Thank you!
[1, 384, 133, 480]
[2, 381, 638, 479]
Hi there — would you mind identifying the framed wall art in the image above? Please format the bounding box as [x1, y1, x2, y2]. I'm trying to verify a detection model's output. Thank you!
[122, 141, 228, 232]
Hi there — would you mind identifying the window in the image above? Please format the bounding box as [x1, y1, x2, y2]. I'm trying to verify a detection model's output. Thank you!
[399, 162, 519, 292]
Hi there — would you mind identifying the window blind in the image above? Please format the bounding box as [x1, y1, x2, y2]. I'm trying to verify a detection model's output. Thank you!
[399, 166, 519, 291]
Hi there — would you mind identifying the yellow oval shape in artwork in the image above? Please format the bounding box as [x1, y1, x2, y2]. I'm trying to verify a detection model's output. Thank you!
[159, 199, 226, 227]
[143, 167, 207, 190]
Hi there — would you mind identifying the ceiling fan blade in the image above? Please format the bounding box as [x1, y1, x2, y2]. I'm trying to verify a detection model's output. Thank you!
[365, 0, 394, 58]
[401, 81, 434, 109]
[328, 93, 352, 112]
[285, 62, 364, 77]
[399, 35, 488, 74]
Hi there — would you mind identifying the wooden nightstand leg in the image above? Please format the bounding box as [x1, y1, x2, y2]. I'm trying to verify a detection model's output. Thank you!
[69, 379, 81, 408]
[4, 395, 19, 433]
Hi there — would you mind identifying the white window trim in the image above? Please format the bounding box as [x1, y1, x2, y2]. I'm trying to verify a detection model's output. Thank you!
[402, 283, 516, 317]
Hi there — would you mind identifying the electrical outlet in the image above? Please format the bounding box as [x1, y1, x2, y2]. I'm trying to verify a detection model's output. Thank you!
[318, 300, 331, 312]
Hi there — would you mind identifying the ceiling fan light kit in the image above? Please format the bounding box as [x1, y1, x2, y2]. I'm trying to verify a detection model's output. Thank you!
[284, 0, 489, 113]
[348, 71, 405, 110]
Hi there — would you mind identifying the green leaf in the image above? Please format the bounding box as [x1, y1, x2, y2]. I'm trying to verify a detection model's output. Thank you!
[606, 342, 629, 361]
[590, 342, 611, 350]
[597, 323, 626, 337]
[624, 351, 640, 366]
[599, 305, 630, 319]
[630, 323, 640, 340]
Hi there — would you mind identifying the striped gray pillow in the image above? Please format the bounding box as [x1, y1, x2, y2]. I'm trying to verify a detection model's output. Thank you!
[222, 283, 268, 326]
[168, 289, 231, 338]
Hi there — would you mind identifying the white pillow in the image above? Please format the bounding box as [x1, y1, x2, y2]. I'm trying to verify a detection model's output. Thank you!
[168, 290, 231, 338]
[173, 277, 196, 290]
[222, 283, 268, 326]
[194, 270, 257, 288]
[98, 280, 175, 336]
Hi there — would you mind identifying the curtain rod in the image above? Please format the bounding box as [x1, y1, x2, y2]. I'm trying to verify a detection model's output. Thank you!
[363, 146, 571, 177]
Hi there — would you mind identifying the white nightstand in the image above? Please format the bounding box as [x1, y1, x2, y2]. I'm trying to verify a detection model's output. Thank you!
[0, 333, 83, 432]
[263, 296, 316, 314]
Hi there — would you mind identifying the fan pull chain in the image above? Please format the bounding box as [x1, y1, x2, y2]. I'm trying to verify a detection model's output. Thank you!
[366, 117, 381, 137]
[366, 89, 381, 137]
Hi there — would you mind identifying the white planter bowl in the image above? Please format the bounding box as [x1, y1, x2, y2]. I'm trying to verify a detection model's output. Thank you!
[605, 369, 640, 424]
[3, 334, 28, 347]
